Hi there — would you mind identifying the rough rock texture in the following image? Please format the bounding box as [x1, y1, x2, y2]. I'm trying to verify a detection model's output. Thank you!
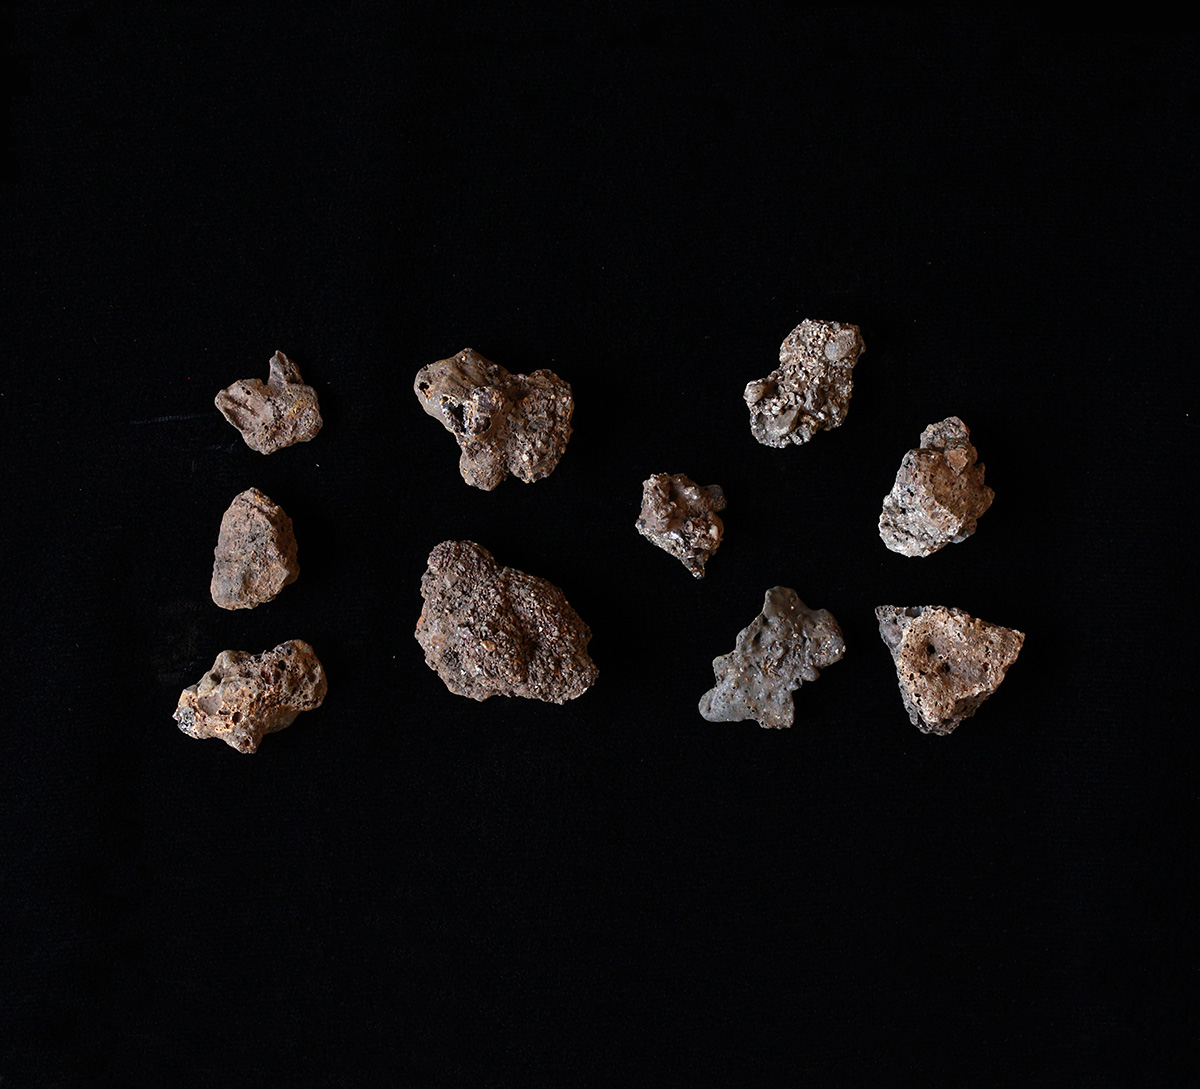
[879, 417, 994, 557]
[415, 540, 597, 703]
[744, 320, 864, 447]
[215, 350, 323, 454]
[699, 587, 846, 729]
[876, 605, 1024, 735]
[414, 349, 574, 490]
[635, 473, 726, 578]
[210, 488, 299, 610]
[174, 640, 327, 753]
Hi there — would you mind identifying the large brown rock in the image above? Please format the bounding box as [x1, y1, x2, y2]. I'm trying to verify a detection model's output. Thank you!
[210, 488, 299, 610]
[215, 350, 323, 454]
[415, 540, 597, 703]
[635, 473, 726, 578]
[173, 640, 327, 753]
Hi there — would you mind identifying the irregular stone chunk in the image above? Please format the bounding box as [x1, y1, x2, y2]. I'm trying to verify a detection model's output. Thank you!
[415, 540, 597, 703]
[635, 473, 726, 578]
[210, 488, 299, 610]
[215, 350, 323, 454]
[878, 417, 994, 557]
[173, 640, 327, 753]
[414, 348, 574, 490]
[699, 587, 846, 729]
[744, 320, 864, 447]
[876, 605, 1024, 735]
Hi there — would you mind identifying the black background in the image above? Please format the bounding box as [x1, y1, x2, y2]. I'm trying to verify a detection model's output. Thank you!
[2, 7, 1196, 1087]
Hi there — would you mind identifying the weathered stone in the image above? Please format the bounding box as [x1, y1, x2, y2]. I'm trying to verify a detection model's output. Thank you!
[879, 417, 994, 557]
[210, 488, 299, 610]
[876, 605, 1024, 735]
[744, 320, 864, 447]
[173, 640, 327, 753]
[215, 350, 323, 454]
[635, 473, 726, 578]
[699, 587, 846, 729]
[415, 540, 597, 703]
[414, 349, 574, 490]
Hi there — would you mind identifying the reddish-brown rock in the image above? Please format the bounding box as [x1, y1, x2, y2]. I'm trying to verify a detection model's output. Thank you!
[215, 350, 323, 454]
[210, 488, 299, 610]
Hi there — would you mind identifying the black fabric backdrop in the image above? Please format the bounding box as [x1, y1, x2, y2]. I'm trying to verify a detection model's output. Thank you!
[2, 8, 1195, 1087]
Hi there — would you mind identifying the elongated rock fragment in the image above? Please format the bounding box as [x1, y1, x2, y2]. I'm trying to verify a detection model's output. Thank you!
[744, 320, 864, 447]
[876, 605, 1024, 734]
[879, 417, 994, 557]
[415, 540, 597, 703]
[210, 488, 299, 609]
[173, 639, 327, 753]
[414, 349, 573, 490]
[699, 587, 845, 728]
[635, 472, 726, 578]
[215, 350, 323, 454]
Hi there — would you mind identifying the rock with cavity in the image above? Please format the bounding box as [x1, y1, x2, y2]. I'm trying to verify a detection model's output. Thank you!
[635, 473, 726, 578]
[210, 488, 299, 610]
[215, 350, 323, 454]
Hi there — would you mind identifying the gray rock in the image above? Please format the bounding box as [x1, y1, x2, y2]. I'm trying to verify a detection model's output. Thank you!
[415, 540, 597, 703]
[414, 349, 574, 490]
[215, 350, 323, 455]
[174, 639, 327, 753]
[876, 605, 1024, 734]
[635, 473, 726, 578]
[699, 587, 846, 728]
[210, 488, 299, 610]
[878, 416, 994, 557]
[744, 320, 864, 447]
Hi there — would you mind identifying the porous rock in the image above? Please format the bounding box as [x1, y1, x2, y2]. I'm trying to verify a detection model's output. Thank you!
[876, 605, 1024, 735]
[878, 417, 994, 557]
[415, 540, 597, 703]
[215, 350, 323, 454]
[699, 587, 846, 729]
[635, 473, 726, 578]
[174, 639, 327, 753]
[211, 488, 299, 610]
[744, 320, 864, 447]
[414, 349, 573, 490]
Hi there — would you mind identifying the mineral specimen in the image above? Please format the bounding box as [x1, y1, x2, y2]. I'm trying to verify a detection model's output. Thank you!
[699, 587, 846, 729]
[413, 349, 574, 490]
[173, 639, 327, 753]
[415, 540, 597, 703]
[215, 350, 323, 454]
[878, 417, 994, 557]
[210, 488, 299, 610]
[744, 319, 864, 447]
[875, 605, 1024, 735]
[635, 473, 726, 578]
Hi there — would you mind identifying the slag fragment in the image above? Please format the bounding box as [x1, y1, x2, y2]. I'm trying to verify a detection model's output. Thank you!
[414, 349, 573, 490]
[744, 320, 864, 447]
[879, 417, 994, 557]
[210, 488, 299, 610]
[173, 639, 327, 753]
[415, 540, 597, 703]
[635, 473, 726, 578]
[699, 587, 845, 729]
[876, 605, 1024, 735]
[215, 350, 323, 454]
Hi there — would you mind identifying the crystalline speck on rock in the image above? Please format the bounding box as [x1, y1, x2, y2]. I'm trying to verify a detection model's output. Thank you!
[210, 488, 299, 610]
[635, 473, 726, 578]
[415, 540, 597, 703]
[414, 349, 574, 490]
[744, 319, 864, 447]
[173, 639, 327, 753]
[876, 605, 1024, 735]
[215, 350, 323, 455]
[878, 416, 994, 557]
[699, 587, 846, 729]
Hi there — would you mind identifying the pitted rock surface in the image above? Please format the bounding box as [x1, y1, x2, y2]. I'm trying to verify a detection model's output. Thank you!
[215, 350, 323, 454]
[635, 473, 726, 578]
[210, 488, 299, 610]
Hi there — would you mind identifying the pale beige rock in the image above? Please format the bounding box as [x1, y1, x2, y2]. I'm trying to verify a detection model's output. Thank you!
[215, 350, 323, 454]
[210, 488, 298, 610]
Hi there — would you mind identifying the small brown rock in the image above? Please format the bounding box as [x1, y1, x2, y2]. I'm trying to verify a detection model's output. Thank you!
[210, 488, 299, 610]
[635, 473, 726, 578]
[215, 350, 323, 454]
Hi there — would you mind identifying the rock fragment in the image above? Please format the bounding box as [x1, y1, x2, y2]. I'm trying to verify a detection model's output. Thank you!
[878, 417, 994, 557]
[744, 320, 864, 447]
[875, 605, 1024, 735]
[173, 639, 327, 753]
[210, 488, 299, 610]
[414, 349, 574, 490]
[699, 587, 846, 729]
[415, 540, 597, 703]
[215, 350, 323, 454]
[635, 473, 726, 578]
